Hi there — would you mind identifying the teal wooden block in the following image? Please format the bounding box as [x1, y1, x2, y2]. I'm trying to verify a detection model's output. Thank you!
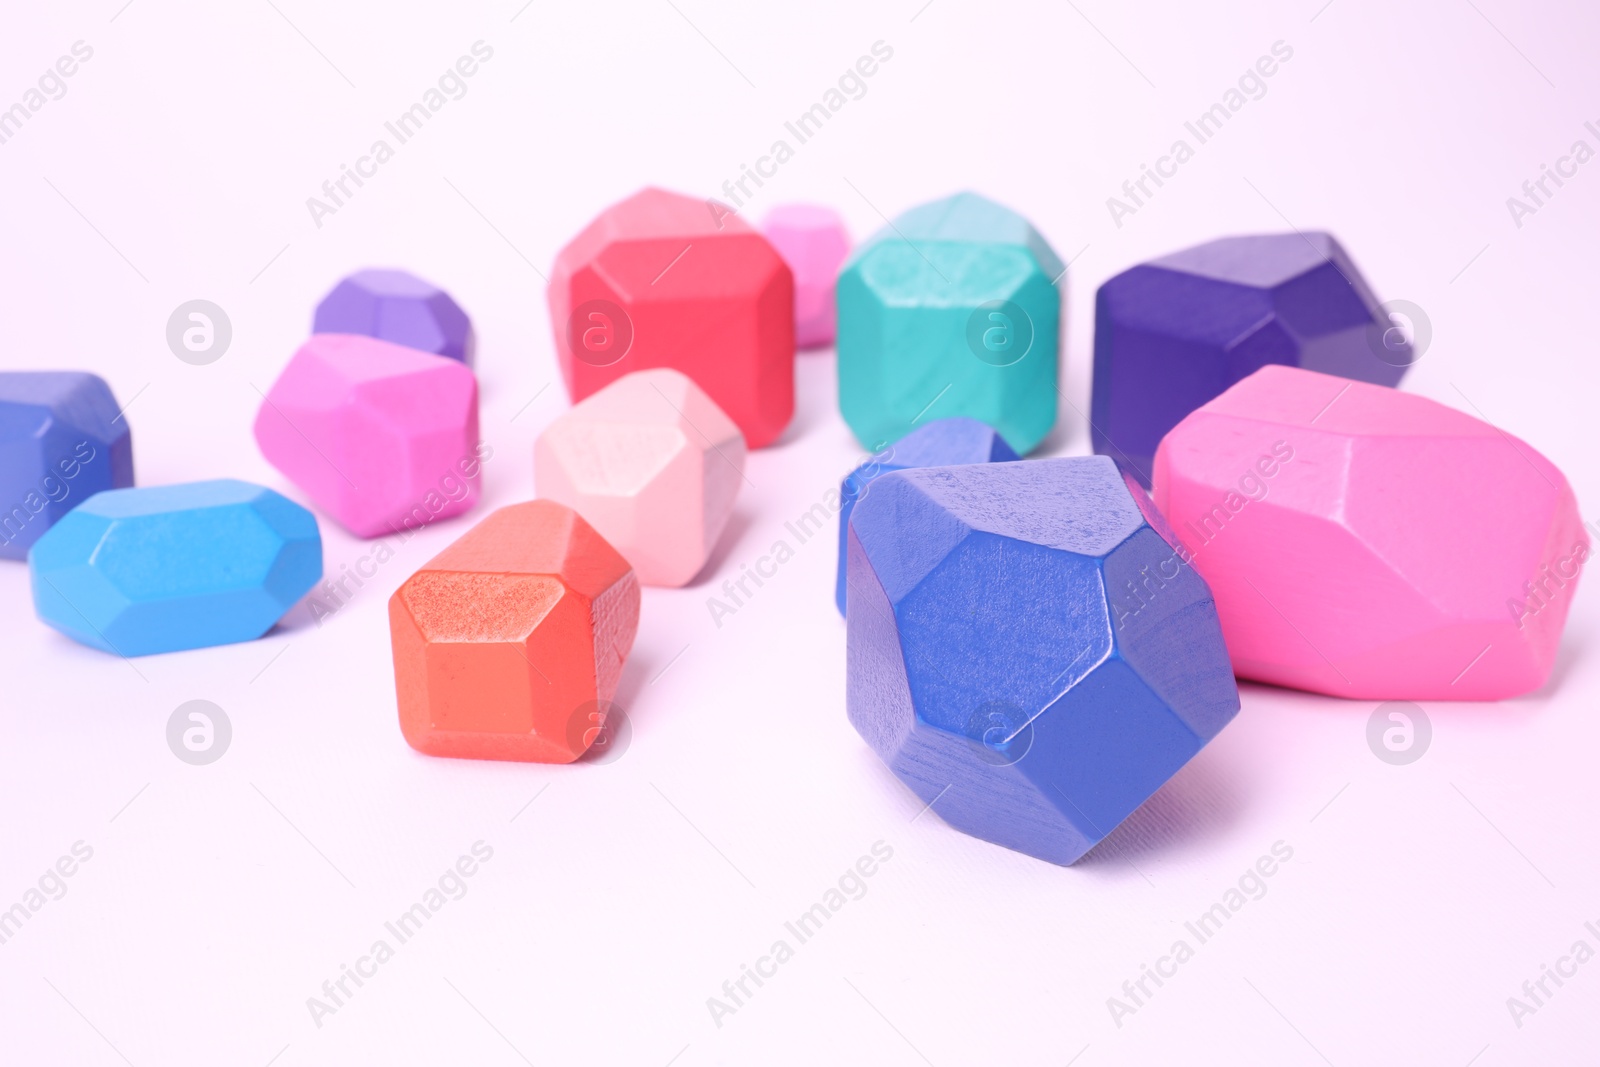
[836, 192, 1063, 454]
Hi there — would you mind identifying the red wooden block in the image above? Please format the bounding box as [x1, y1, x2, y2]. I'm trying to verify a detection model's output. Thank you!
[388, 500, 640, 763]
[548, 187, 795, 448]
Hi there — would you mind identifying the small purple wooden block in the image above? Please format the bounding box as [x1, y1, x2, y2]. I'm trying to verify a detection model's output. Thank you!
[313, 268, 476, 366]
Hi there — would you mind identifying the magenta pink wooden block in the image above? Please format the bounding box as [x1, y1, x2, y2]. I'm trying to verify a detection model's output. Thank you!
[762, 204, 849, 349]
[1152, 365, 1588, 700]
[254, 334, 481, 538]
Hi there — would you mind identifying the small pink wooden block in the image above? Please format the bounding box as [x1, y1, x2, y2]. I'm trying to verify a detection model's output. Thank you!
[535, 368, 745, 587]
[254, 334, 481, 538]
[1152, 365, 1588, 700]
[762, 204, 850, 349]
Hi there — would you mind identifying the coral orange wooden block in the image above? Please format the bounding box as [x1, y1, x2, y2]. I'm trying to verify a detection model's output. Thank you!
[388, 500, 640, 762]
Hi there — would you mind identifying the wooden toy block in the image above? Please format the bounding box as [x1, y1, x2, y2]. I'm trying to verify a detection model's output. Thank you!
[254, 334, 481, 538]
[548, 187, 795, 448]
[30, 480, 321, 656]
[389, 500, 640, 763]
[536, 368, 744, 588]
[1151, 364, 1587, 700]
[846, 456, 1238, 864]
[836, 192, 1062, 454]
[1093, 232, 1407, 485]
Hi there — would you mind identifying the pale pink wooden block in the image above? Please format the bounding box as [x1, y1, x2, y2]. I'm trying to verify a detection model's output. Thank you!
[762, 204, 850, 349]
[253, 334, 481, 538]
[1151, 365, 1588, 700]
[535, 368, 745, 587]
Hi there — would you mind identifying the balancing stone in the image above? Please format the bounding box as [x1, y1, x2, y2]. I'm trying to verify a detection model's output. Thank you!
[846, 455, 1239, 864]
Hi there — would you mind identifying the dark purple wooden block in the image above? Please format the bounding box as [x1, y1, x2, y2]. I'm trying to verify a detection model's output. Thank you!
[1092, 232, 1408, 485]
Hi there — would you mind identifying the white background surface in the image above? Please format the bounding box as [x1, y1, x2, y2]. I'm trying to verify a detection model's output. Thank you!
[1, 1, 1598, 1064]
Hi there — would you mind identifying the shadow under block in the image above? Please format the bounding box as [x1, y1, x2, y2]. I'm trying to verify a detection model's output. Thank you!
[845, 455, 1239, 865]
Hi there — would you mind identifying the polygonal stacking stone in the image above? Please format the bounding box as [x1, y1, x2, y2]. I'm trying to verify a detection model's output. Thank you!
[836, 192, 1062, 454]
[1152, 365, 1588, 701]
[29, 480, 322, 656]
[834, 417, 1018, 615]
[762, 203, 850, 349]
[1093, 232, 1407, 486]
[535, 369, 744, 588]
[846, 456, 1239, 865]
[548, 187, 795, 448]
[388, 500, 641, 763]
[0, 372, 133, 560]
[313, 268, 476, 366]
[254, 334, 481, 538]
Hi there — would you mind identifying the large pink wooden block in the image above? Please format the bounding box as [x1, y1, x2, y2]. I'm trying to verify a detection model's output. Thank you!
[1152, 365, 1588, 700]
[535, 368, 745, 587]
[254, 334, 481, 538]
[762, 204, 849, 349]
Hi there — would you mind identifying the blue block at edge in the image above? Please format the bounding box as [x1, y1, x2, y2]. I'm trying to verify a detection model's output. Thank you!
[834, 416, 1018, 615]
[29, 479, 322, 656]
[844, 456, 1239, 865]
[0, 372, 134, 560]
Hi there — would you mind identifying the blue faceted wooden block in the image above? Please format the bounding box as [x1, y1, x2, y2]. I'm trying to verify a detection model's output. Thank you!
[1092, 232, 1407, 485]
[836, 192, 1062, 454]
[834, 417, 1017, 615]
[0, 372, 133, 560]
[845, 455, 1239, 865]
[30, 479, 322, 656]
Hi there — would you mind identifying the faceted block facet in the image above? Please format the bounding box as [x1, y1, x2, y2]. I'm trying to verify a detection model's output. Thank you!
[1093, 232, 1407, 485]
[847, 456, 1239, 864]
[254, 334, 481, 538]
[1151, 365, 1587, 700]
[29, 479, 322, 656]
[0, 371, 134, 560]
[536, 368, 744, 588]
[834, 416, 1018, 615]
[312, 268, 476, 365]
[836, 192, 1062, 454]
[389, 500, 641, 763]
[548, 187, 795, 448]
[762, 203, 850, 349]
